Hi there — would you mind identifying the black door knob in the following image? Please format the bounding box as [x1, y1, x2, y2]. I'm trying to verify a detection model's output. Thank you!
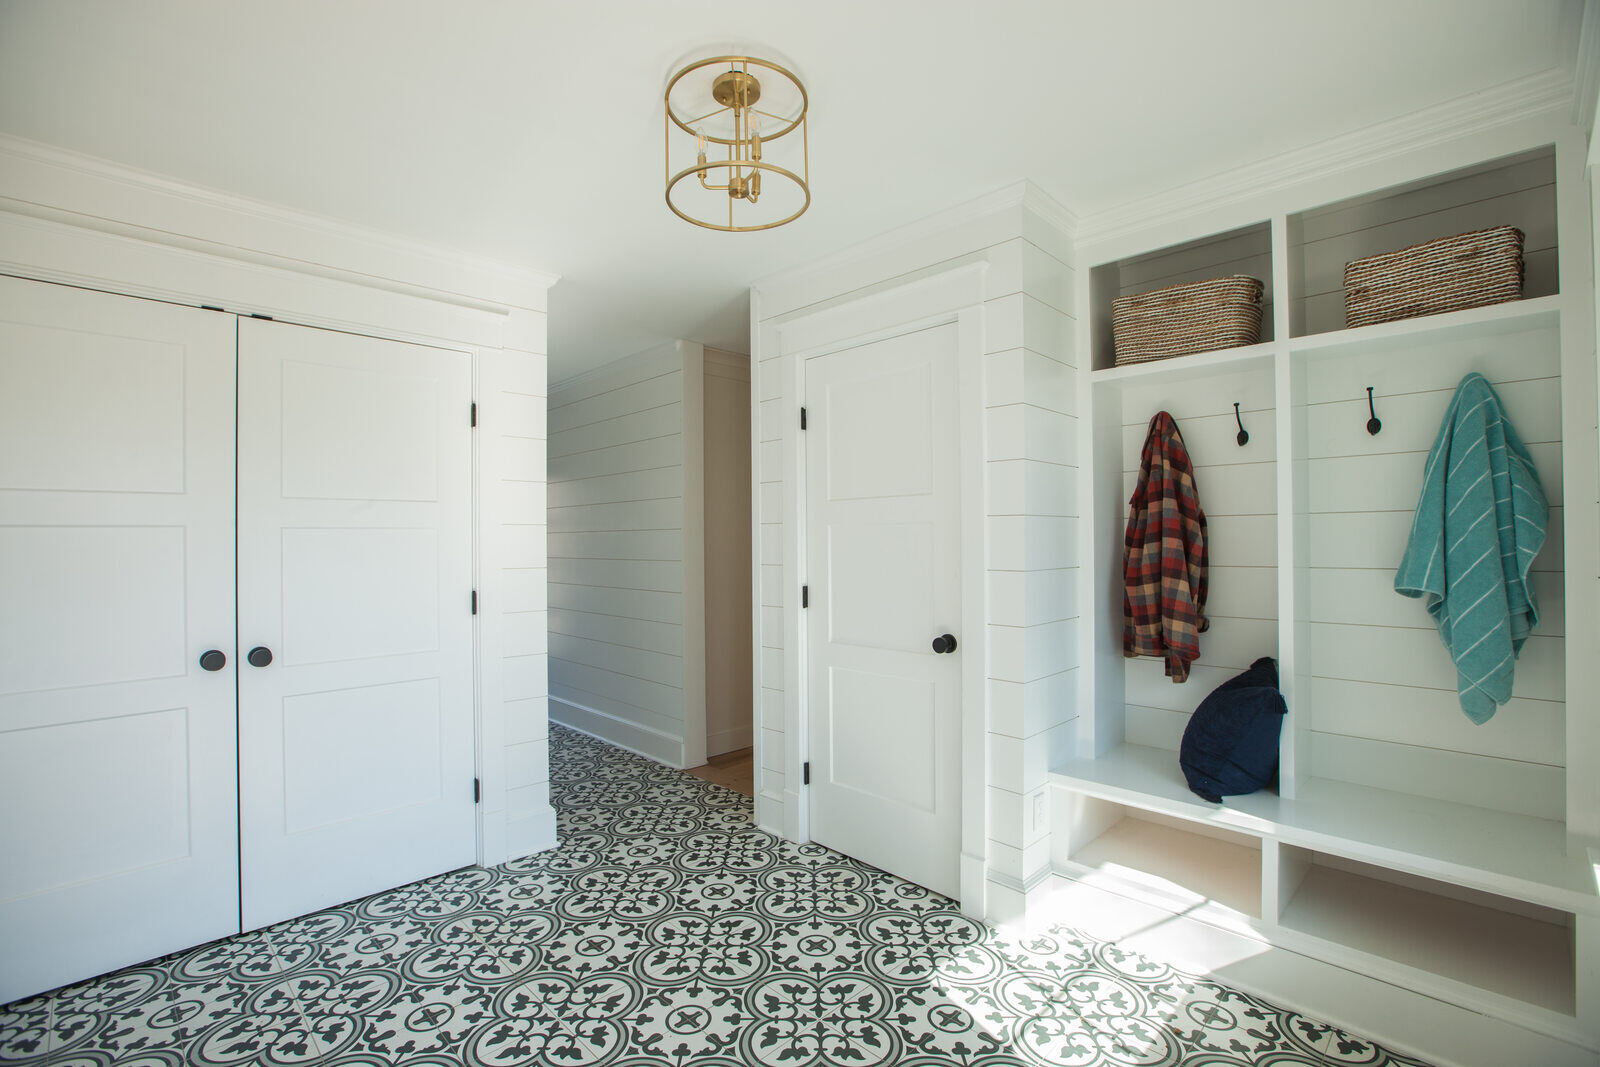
[932, 633, 958, 654]
[199, 649, 227, 672]
[247, 646, 274, 668]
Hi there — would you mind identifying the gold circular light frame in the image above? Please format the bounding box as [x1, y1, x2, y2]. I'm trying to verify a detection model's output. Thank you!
[664, 55, 809, 232]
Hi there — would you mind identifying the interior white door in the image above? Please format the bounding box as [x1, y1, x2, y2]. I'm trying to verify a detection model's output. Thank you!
[237, 317, 475, 929]
[804, 322, 962, 898]
[0, 277, 239, 1002]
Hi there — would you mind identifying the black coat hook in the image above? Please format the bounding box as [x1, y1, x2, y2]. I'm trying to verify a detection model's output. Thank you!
[1365, 386, 1382, 436]
[1233, 402, 1249, 446]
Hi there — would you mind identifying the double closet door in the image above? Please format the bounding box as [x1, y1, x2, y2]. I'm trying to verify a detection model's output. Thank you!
[0, 276, 476, 1004]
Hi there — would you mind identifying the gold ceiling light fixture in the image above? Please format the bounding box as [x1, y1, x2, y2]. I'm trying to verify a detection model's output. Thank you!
[664, 55, 809, 232]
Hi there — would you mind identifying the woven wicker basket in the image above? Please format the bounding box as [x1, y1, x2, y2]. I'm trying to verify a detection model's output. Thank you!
[1344, 226, 1524, 328]
[1112, 275, 1264, 366]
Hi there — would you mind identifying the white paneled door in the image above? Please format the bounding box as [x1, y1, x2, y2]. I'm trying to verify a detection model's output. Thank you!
[804, 323, 962, 898]
[237, 318, 475, 930]
[0, 277, 240, 1002]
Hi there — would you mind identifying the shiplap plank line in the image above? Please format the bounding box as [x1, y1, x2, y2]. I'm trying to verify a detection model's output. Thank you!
[548, 402, 682, 458]
[549, 370, 681, 434]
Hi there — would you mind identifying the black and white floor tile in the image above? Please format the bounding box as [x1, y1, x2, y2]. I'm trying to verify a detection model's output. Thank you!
[1, 724, 1433, 1066]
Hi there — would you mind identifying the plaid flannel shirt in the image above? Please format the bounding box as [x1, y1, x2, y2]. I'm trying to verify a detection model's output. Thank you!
[1123, 411, 1209, 682]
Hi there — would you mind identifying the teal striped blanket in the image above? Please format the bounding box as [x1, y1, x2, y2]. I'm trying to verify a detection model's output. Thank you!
[1393, 372, 1547, 724]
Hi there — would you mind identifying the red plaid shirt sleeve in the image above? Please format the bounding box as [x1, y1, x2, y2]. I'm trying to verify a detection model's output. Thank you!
[1123, 412, 1209, 682]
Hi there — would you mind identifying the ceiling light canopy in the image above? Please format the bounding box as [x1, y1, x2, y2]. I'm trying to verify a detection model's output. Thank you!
[665, 55, 809, 232]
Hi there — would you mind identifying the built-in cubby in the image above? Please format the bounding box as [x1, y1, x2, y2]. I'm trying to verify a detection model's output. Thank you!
[1099, 363, 1279, 753]
[1292, 317, 1567, 820]
[1286, 145, 1559, 338]
[1275, 846, 1576, 1018]
[1063, 133, 1598, 1054]
[1088, 221, 1274, 371]
[1058, 794, 1262, 918]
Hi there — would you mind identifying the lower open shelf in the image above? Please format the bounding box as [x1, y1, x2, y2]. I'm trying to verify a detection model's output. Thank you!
[1049, 754, 1597, 1049]
[1050, 741, 1599, 915]
[1069, 807, 1261, 918]
[1279, 850, 1574, 1015]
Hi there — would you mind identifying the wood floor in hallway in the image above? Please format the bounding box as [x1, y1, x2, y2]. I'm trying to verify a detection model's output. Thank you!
[685, 745, 754, 796]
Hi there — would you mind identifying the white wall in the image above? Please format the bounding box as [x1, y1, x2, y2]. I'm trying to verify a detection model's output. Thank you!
[483, 346, 555, 856]
[547, 340, 708, 768]
[750, 182, 1077, 922]
[703, 348, 754, 757]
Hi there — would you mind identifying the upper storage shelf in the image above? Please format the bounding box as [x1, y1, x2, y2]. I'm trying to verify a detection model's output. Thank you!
[1286, 145, 1558, 339]
[1087, 221, 1273, 372]
[1084, 145, 1559, 374]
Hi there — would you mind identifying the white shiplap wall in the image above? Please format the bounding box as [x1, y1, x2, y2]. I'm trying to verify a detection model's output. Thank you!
[751, 184, 1078, 922]
[985, 251, 1078, 911]
[1302, 327, 1566, 819]
[485, 343, 555, 856]
[547, 340, 703, 768]
[1117, 365, 1279, 749]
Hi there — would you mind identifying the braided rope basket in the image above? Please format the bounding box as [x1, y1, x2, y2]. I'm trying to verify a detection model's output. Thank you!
[1112, 275, 1263, 366]
[1344, 226, 1524, 328]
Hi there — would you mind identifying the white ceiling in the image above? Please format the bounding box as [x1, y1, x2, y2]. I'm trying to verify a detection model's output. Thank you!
[0, 1, 1582, 381]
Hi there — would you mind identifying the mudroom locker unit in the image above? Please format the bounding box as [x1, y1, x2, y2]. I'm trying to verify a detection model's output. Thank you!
[0, 160, 556, 1005]
[1051, 119, 1600, 1060]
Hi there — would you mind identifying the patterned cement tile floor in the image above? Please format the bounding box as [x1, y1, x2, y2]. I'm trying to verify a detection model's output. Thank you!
[0, 724, 1432, 1067]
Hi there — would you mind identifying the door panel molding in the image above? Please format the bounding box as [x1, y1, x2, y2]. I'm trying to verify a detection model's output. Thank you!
[0, 276, 240, 1003]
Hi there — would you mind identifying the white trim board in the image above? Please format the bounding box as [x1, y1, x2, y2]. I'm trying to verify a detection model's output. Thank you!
[0, 133, 557, 312]
[774, 267, 993, 918]
[1074, 67, 1575, 249]
[753, 179, 1075, 318]
[549, 695, 685, 768]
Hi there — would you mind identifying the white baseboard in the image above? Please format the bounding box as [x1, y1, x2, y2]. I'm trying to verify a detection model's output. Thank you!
[550, 696, 684, 768]
[480, 809, 509, 867]
[706, 723, 753, 757]
[755, 791, 785, 836]
[504, 803, 557, 862]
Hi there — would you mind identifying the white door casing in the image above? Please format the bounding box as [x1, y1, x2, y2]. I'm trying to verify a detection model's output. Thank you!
[237, 317, 476, 930]
[0, 277, 240, 1003]
[803, 322, 963, 898]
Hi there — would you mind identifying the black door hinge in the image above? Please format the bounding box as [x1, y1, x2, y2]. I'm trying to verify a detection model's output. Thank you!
[801, 584, 808, 608]
[803, 762, 811, 785]
[473, 778, 481, 803]
[800, 406, 807, 430]
[471, 590, 478, 615]
[471, 402, 477, 427]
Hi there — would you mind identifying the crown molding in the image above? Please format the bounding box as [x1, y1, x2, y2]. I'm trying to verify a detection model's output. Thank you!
[1076, 65, 1575, 248]
[1573, 0, 1600, 133]
[1019, 179, 1078, 241]
[703, 346, 751, 374]
[0, 133, 559, 311]
[753, 178, 1075, 297]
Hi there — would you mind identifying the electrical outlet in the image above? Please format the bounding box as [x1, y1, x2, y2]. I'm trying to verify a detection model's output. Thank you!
[1031, 792, 1047, 832]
